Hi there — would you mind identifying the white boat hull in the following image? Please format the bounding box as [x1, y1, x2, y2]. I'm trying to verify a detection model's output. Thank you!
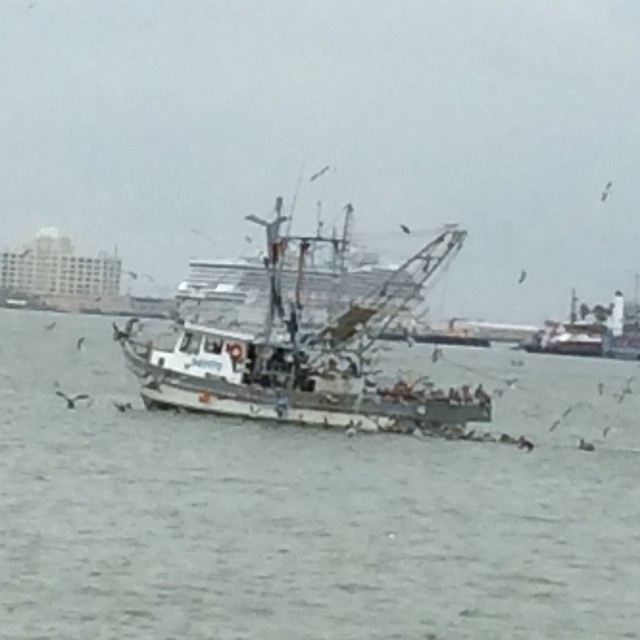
[139, 382, 393, 432]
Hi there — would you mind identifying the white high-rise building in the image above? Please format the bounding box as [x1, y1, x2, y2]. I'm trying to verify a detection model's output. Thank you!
[0, 228, 121, 298]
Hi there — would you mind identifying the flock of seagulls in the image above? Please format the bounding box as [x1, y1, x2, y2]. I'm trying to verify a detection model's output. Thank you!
[41, 317, 140, 413]
[420, 337, 633, 453]
[546, 376, 635, 449]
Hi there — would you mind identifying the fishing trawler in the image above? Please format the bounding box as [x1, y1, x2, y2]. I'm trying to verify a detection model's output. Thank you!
[117, 197, 492, 434]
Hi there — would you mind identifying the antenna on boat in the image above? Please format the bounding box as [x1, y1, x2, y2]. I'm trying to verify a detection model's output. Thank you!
[316, 201, 324, 237]
[310, 200, 324, 268]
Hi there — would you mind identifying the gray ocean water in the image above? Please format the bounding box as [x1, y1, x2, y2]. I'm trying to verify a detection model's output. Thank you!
[1, 309, 639, 639]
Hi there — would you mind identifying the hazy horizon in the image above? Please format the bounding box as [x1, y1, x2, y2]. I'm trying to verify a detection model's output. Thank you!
[2, 1, 639, 324]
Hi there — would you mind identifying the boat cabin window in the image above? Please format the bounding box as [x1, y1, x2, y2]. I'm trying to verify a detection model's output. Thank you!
[203, 336, 223, 355]
[179, 332, 202, 355]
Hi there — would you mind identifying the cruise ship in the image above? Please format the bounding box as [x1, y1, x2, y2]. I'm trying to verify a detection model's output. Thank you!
[176, 249, 417, 327]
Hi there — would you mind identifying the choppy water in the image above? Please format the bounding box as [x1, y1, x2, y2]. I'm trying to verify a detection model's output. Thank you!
[1, 309, 640, 639]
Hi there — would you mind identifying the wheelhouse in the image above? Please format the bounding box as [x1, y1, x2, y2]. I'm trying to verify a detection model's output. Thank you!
[149, 322, 255, 385]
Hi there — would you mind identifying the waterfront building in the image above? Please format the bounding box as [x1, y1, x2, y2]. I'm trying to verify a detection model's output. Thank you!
[0, 227, 122, 298]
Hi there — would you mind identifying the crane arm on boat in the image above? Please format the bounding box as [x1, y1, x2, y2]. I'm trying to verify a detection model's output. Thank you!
[309, 226, 467, 357]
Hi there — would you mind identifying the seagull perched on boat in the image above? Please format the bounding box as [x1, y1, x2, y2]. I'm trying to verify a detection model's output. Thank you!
[400, 224, 411, 235]
[518, 270, 527, 284]
[309, 165, 330, 182]
[55, 391, 91, 409]
[600, 181, 613, 202]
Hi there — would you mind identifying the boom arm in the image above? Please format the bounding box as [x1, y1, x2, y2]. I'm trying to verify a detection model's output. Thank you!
[311, 225, 467, 356]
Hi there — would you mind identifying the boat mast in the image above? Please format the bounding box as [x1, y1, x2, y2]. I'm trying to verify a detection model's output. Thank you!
[328, 204, 354, 322]
[245, 197, 288, 366]
[311, 200, 323, 268]
[339, 203, 354, 273]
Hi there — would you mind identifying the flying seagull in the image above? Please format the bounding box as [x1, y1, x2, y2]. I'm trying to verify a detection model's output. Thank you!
[55, 390, 91, 409]
[19, 248, 31, 258]
[76, 337, 86, 351]
[549, 404, 576, 431]
[125, 317, 141, 335]
[309, 165, 330, 182]
[561, 405, 574, 419]
[400, 224, 411, 235]
[44, 321, 56, 331]
[601, 181, 613, 202]
[518, 270, 527, 284]
[112, 322, 129, 341]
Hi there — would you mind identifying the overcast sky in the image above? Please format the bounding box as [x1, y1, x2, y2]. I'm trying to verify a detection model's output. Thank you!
[1, 0, 639, 323]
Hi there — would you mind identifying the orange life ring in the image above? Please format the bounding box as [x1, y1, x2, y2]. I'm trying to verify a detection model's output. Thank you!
[198, 390, 211, 403]
[226, 342, 243, 362]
